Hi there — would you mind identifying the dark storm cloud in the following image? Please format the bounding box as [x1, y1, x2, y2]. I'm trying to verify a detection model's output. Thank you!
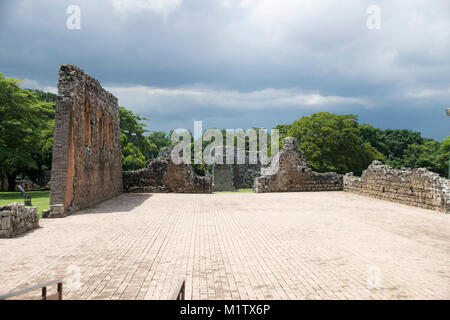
[0, 0, 449, 139]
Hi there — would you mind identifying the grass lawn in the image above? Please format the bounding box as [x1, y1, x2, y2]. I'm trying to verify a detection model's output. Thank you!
[215, 188, 254, 194]
[0, 190, 50, 218]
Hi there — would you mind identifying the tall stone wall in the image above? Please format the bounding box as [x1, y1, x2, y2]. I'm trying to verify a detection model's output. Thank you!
[344, 161, 450, 213]
[123, 145, 212, 193]
[50, 65, 122, 217]
[0, 203, 39, 238]
[255, 137, 343, 193]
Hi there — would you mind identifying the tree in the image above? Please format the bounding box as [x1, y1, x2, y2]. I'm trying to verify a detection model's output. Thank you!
[436, 136, 450, 178]
[274, 124, 290, 145]
[121, 133, 146, 171]
[0, 73, 54, 190]
[402, 137, 449, 177]
[147, 131, 171, 159]
[360, 124, 424, 168]
[29, 89, 57, 103]
[118, 106, 154, 171]
[119, 106, 152, 160]
[287, 112, 384, 174]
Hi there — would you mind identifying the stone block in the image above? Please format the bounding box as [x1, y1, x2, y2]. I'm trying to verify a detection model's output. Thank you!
[49, 204, 66, 218]
[2, 217, 10, 230]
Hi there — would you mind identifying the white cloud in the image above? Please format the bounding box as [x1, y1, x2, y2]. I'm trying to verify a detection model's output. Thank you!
[112, 0, 182, 17]
[20, 78, 57, 94]
[406, 87, 450, 99]
[106, 85, 367, 115]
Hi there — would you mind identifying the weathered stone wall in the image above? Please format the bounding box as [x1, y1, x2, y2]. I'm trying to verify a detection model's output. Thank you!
[50, 65, 122, 217]
[255, 137, 343, 193]
[213, 164, 235, 191]
[232, 162, 262, 189]
[123, 146, 212, 193]
[344, 161, 450, 213]
[0, 203, 39, 238]
[212, 147, 262, 191]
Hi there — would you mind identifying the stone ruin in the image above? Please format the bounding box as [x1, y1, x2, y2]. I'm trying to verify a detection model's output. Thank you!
[42, 65, 448, 216]
[344, 160, 450, 213]
[0, 203, 39, 238]
[212, 147, 262, 191]
[123, 145, 212, 193]
[49, 65, 122, 217]
[255, 137, 343, 192]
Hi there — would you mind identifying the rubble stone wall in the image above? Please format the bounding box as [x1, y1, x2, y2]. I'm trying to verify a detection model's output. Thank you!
[123, 146, 212, 193]
[344, 161, 450, 213]
[0, 203, 39, 238]
[255, 137, 343, 192]
[212, 148, 262, 191]
[50, 65, 122, 216]
[232, 163, 262, 189]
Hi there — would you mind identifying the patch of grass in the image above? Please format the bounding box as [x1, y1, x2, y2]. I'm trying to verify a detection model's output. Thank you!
[215, 188, 254, 194]
[0, 190, 50, 218]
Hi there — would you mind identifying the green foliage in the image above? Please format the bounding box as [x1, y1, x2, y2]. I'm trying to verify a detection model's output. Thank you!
[287, 112, 384, 174]
[29, 89, 57, 103]
[359, 124, 423, 168]
[119, 106, 153, 160]
[40, 127, 54, 170]
[0, 73, 55, 189]
[147, 131, 171, 159]
[274, 124, 290, 146]
[436, 136, 450, 178]
[402, 137, 450, 177]
[359, 123, 448, 176]
[118, 108, 171, 170]
[121, 133, 146, 171]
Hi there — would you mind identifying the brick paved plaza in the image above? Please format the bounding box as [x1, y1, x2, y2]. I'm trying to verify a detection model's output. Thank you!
[0, 192, 449, 300]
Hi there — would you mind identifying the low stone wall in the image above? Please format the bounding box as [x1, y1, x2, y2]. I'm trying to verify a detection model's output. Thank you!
[123, 146, 212, 193]
[0, 203, 39, 238]
[344, 161, 450, 213]
[255, 137, 343, 192]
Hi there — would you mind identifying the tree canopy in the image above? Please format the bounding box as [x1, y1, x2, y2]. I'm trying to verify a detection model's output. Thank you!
[286, 112, 384, 174]
[0, 73, 55, 188]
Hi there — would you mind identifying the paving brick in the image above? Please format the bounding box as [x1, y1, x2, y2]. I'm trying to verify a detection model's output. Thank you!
[0, 192, 448, 299]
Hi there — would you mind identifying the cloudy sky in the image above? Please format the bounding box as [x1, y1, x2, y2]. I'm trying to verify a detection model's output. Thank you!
[0, 0, 449, 139]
